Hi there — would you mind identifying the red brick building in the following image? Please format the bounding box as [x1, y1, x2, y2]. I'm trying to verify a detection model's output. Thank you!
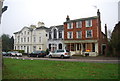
[64, 9, 108, 56]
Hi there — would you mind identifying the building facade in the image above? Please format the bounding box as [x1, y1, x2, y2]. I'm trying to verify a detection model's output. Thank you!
[46, 25, 65, 51]
[14, 22, 48, 53]
[64, 10, 108, 56]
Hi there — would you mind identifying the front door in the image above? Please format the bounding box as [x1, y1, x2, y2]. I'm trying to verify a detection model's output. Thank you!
[102, 45, 106, 55]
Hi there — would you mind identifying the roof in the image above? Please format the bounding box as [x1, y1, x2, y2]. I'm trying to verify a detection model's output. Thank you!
[64, 16, 98, 23]
[14, 27, 33, 34]
[36, 26, 48, 30]
[46, 25, 63, 32]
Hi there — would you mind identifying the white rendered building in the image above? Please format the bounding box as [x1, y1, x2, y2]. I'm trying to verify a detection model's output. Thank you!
[46, 25, 65, 51]
[14, 22, 48, 53]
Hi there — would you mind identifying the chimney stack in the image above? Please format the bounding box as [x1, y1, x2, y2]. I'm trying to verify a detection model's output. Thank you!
[105, 24, 107, 38]
[66, 15, 70, 21]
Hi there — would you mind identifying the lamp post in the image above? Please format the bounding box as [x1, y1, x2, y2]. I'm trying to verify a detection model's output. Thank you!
[0, 0, 8, 80]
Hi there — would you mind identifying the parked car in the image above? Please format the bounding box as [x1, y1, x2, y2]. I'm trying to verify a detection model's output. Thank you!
[6, 51, 13, 56]
[7, 51, 22, 57]
[28, 51, 46, 57]
[8, 51, 16, 56]
[15, 51, 22, 57]
[2, 52, 7, 56]
[48, 49, 71, 59]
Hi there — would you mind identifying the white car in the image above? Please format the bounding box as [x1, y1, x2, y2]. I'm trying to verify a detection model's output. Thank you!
[48, 49, 71, 59]
[16, 52, 22, 57]
[11, 51, 22, 57]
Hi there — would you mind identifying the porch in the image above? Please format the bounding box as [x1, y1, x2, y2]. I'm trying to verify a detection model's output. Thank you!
[64, 40, 99, 56]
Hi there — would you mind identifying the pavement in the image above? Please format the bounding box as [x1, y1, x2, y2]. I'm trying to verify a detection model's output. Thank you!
[3, 55, 120, 64]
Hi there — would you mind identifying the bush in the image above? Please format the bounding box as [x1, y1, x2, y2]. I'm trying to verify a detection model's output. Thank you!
[45, 49, 49, 55]
[12, 50, 24, 53]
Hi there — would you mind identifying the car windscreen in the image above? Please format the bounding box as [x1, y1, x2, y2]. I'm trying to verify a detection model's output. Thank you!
[57, 50, 64, 52]
[66, 50, 69, 52]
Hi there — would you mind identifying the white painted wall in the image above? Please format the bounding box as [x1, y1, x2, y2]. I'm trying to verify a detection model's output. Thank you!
[14, 26, 48, 53]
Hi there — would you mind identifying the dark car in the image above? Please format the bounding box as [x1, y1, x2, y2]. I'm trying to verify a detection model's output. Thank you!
[7, 51, 14, 56]
[28, 51, 46, 57]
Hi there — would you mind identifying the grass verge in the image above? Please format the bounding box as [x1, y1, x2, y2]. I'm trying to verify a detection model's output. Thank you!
[3, 58, 119, 79]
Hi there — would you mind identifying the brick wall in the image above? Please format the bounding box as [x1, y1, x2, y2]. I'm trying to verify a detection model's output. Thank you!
[64, 18, 98, 40]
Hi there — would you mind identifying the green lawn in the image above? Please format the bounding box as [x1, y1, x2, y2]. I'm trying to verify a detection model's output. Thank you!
[3, 58, 119, 79]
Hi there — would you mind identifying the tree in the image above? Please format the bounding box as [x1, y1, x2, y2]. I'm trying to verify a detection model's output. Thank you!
[110, 22, 120, 56]
[1, 34, 14, 52]
[10, 36, 14, 50]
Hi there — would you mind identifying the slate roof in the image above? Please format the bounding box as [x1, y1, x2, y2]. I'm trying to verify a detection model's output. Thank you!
[36, 26, 48, 30]
[46, 25, 64, 32]
[14, 26, 48, 34]
[64, 16, 98, 23]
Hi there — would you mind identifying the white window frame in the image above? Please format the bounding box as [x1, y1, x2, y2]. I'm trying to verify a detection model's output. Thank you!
[76, 31, 82, 39]
[76, 21, 82, 28]
[85, 20, 92, 27]
[59, 31, 62, 38]
[67, 31, 73, 39]
[34, 37, 36, 42]
[24, 37, 26, 42]
[67, 22, 73, 29]
[86, 30, 93, 38]
[39, 37, 41, 43]
[27, 37, 29, 42]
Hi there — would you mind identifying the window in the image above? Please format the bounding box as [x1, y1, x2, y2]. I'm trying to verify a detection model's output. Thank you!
[34, 37, 36, 42]
[33, 46, 36, 51]
[59, 43, 62, 49]
[27, 37, 29, 42]
[86, 20, 92, 27]
[76, 31, 82, 39]
[76, 21, 82, 28]
[67, 22, 73, 29]
[24, 31, 26, 35]
[59, 31, 62, 38]
[21, 38, 23, 42]
[24, 37, 26, 42]
[86, 30, 93, 38]
[53, 29, 57, 39]
[39, 37, 41, 42]
[28, 32, 29, 35]
[18, 36, 20, 43]
[49, 32, 52, 39]
[67, 32, 73, 39]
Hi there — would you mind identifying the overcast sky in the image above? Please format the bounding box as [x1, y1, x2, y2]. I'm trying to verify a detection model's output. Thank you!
[1, 0, 119, 36]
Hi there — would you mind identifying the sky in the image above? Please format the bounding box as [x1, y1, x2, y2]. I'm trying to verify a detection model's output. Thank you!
[0, 0, 120, 36]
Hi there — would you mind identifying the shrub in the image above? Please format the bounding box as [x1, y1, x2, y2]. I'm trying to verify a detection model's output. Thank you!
[45, 49, 49, 55]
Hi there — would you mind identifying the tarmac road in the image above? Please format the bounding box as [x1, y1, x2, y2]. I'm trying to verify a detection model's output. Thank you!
[3, 55, 120, 64]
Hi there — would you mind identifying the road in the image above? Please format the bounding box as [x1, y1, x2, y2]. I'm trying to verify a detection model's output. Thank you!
[3, 55, 120, 64]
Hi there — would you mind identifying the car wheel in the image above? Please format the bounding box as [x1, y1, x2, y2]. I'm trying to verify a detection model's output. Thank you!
[61, 55, 64, 59]
[49, 55, 52, 58]
[37, 55, 39, 58]
[28, 55, 30, 57]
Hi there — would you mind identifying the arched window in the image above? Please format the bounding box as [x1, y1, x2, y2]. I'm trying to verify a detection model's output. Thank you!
[53, 29, 57, 39]
[59, 43, 62, 49]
